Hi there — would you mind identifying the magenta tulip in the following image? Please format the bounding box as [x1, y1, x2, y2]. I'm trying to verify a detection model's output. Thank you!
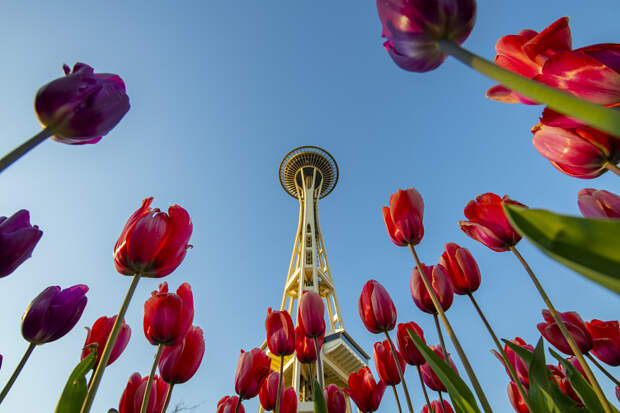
[217, 396, 245, 413]
[491, 337, 533, 387]
[358, 280, 397, 334]
[298, 290, 325, 338]
[537, 310, 593, 356]
[586, 319, 620, 366]
[382, 188, 424, 246]
[578, 188, 620, 218]
[280, 387, 297, 413]
[439, 242, 481, 295]
[234, 348, 271, 400]
[324, 384, 347, 413]
[396, 322, 426, 366]
[410, 264, 453, 314]
[0, 209, 42, 278]
[420, 345, 458, 391]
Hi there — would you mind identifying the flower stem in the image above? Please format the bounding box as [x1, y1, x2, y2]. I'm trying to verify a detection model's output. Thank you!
[391, 385, 403, 413]
[234, 397, 243, 413]
[275, 355, 284, 413]
[416, 366, 432, 412]
[313, 337, 325, 390]
[408, 244, 492, 413]
[0, 343, 36, 404]
[437, 39, 620, 139]
[510, 247, 612, 413]
[0, 128, 54, 174]
[585, 353, 620, 387]
[467, 293, 531, 411]
[437, 392, 447, 413]
[385, 331, 414, 413]
[432, 313, 449, 362]
[605, 162, 620, 177]
[160, 383, 174, 413]
[81, 273, 142, 413]
[140, 344, 164, 413]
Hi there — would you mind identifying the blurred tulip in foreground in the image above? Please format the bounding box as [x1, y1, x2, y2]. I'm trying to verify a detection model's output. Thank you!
[0, 209, 42, 278]
[578, 188, 620, 218]
[440, 242, 481, 295]
[118, 373, 168, 413]
[396, 322, 426, 366]
[158, 325, 204, 384]
[143, 282, 194, 346]
[279, 387, 297, 413]
[382, 188, 424, 246]
[586, 319, 620, 366]
[343, 367, 386, 413]
[324, 384, 347, 413]
[537, 310, 593, 356]
[410, 264, 453, 314]
[359, 280, 397, 333]
[82, 315, 131, 368]
[234, 348, 271, 400]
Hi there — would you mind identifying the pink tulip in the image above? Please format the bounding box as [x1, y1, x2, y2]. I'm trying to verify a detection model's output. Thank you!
[578, 188, 620, 218]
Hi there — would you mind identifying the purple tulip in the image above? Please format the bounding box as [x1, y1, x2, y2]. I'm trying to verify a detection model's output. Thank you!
[34, 63, 130, 145]
[22, 284, 89, 344]
[0, 210, 42, 278]
[578, 188, 620, 219]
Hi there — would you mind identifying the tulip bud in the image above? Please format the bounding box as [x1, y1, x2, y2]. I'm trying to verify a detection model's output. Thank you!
[560, 356, 589, 382]
[258, 371, 281, 411]
[578, 188, 620, 219]
[118, 373, 168, 413]
[507, 381, 529, 413]
[420, 345, 458, 391]
[376, 0, 476, 72]
[143, 282, 194, 346]
[548, 364, 582, 406]
[22, 284, 88, 345]
[343, 367, 386, 413]
[265, 308, 295, 356]
[35, 63, 130, 145]
[298, 290, 325, 338]
[422, 400, 455, 413]
[586, 319, 620, 366]
[0, 209, 43, 278]
[114, 197, 193, 278]
[158, 325, 205, 384]
[410, 264, 453, 314]
[396, 322, 426, 366]
[324, 384, 347, 413]
[537, 310, 593, 356]
[82, 315, 131, 368]
[490, 337, 533, 387]
[358, 280, 397, 334]
[295, 324, 324, 364]
[217, 396, 245, 413]
[373, 340, 405, 385]
[439, 243, 481, 295]
[382, 188, 424, 246]
[234, 348, 271, 400]
[280, 387, 298, 413]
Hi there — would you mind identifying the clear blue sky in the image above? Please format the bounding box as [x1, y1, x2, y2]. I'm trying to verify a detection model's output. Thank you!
[0, 1, 618, 412]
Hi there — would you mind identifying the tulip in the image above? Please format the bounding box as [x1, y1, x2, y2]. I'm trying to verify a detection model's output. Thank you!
[586, 319, 620, 366]
[374, 340, 406, 386]
[279, 387, 298, 413]
[548, 364, 582, 406]
[324, 384, 347, 413]
[0, 210, 43, 278]
[422, 400, 455, 413]
[234, 348, 271, 400]
[81, 315, 131, 368]
[119, 373, 168, 413]
[537, 310, 592, 356]
[295, 325, 324, 364]
[298, 290, 325, 338]
[217, 396, 245, 413]
[410, 264, 453, 314]
[396, 322, 426, 366]
[376, 0, 476, 72]
[258, 371, 281, 411]
[559, 356, 589, 382]
[616, 386, 620, 402]
[265, 308, 295, 356]
[459, 193, 527, 252]
[143, 282, 193, 346]
[491, 337, 533, 387]
[578, 188, 620, 219]
[114, 197, 193, 278]
[382, 188, 424, 246]
[358, 280, 397, 333]
[507, 381, 529, 413]
[420, 345, 458, 391]
[439, 243, 481, 295]
[158, 325, 204, 384]
[343, 367, 386, 413]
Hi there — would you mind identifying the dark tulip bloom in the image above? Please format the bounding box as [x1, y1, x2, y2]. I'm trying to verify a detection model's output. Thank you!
[217, 396, 245, 413]
[295, 324, 324, 364]
[82, 315, 131, 368]
[537, 310, 592, 356]
[358, 280, 397, 334]
[0, 209, 43, 278]
[586, 319, 620, 366]
[324, 384, 347, 413]
[280, 387, 297, 413]
[298, 290, 325, 338]
[118, 372, 168, 413]
[373, 340, 406, 385]
[420, 345, 458, 391]
[343, 367, 386, 413]
[396, 322, 426, 366]
[143, 282, 194, 346]
[158, 325, 205, 384]
[35, 62, 130, 145]
[234, 348, 271, 400]
[439, 242, 481, 295]
[410, 264, 453, 314]
[265, 308, 295, 356]
[22, 284, 88, 344]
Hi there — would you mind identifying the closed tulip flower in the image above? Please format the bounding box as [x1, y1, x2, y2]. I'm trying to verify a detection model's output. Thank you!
[537, 310, 593, 355]
[376, 0, 476, 72]
[298, 290, 325, 338]
[439, 243, 481, 295]
[586, 319, 620, 366]
[265, 308, 295, 356]
[143, 282, 194, 346]
[81, 315, 131, 368]
[373, 340, 406, 385]
[459, 193, 526, 252]
[507, 381, 529, 413]
[324, 384, 347, 413]
[491, 337, 533, 387]
[217, 396, 245, 413]
[420, 345, 458, 391]
[118, 373, 168, 413]
[410, 264, 453, 314]
[0, 209, 43, 278]
[358, 280, 397, 334]
[234, 348, 271, 400]
[35, 63, 130, 145]
[280, 387, 297, 413]
[578, 188, 620, 219]
[548, 365, 582, 406]
[295, 324, 324, 363]
[382, 188, 424, 246]
[343, 367, 386, 413]
[396, 322, 426, 366]
[422, 400, 455, 413]
[258, 371, 281, 411]
[22, 284, 88, 344]
[114, 197, 193, 278]
[158, 325, 205, 384]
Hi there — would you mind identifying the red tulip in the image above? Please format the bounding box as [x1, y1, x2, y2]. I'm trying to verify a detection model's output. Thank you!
[81, 315, 131, 368]
[34, 62, 130, 144]
[376, 0, 476, 72]
[298, 290, 325, 338]
[382, 188, 424, 246]
[586, 319, 620, 366]
[616, 385, 620, 402]
[358, 280, 397, 334]
[143, 282, 194, 346]
[0, 209, 43, 278]
[280, 387, 298, 413]
[491, 337, 533, 387]
[548, 364, 582, 406]
[234, 348, 271, 400]
[118, 373, 168, 413]
[114, 197, 193, 278]
[422, 400, 455, 413]
[324, 384, 347, 413]
[258, 371, 281, 411]
[158, 325, 204, 384]
[410, 264, 453, 314]
[373, 340, 406, 385]
[578, 188, 620, 218]
[343, 367, 386, 413]
[459, 193, 527, 252]
[295, 324, 324, 363]
[396, 322, 426, 366]
[507, 381, 530, 413]
[420, 345, 458, 391]
[559, 356, 589, 383]
[537, 310, 593, 356]
[217, 396, 245, 413]
[265, 308, 295, 356]
[440, 243, 481, 295]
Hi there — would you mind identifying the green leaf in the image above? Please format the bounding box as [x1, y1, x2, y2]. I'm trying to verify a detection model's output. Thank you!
[504, 205, 620, 294]
[313, 379, 328, 413]
[55, 346, 97, 413]
[407, 329, 480, 413]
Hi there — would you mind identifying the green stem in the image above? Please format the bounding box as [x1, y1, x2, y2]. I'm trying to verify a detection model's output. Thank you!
[586, 353, 620, 387]
[606, 162, 620, 177]
[417, 366, 432, 413]
[275, 354, 284, 413]
[437, 40, 620, 138]
[234, 397, 243, 413]
[0, 343, 36, 404]
[408, 244, 492, 413]
[432, 313, 449, 362]
[81, 273, 142, 413]
[510, 247, 612, 413]
[313, 337, 325, 390]
[385, 331, 414, 413]
[437, 392, 447, 413]
[140, 344, 165, 413]
[160, 384, 174, 413]
[0, 128, 54, 174]
[467, 293, 531, 412]
[391, 385, 403, 413]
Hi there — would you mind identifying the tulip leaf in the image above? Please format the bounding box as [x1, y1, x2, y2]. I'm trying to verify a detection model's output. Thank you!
[313, 379, 328, 413]
[55, 346, 97, 413]
[504, 205, 620, 295]
[407, 329, 480, 413]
